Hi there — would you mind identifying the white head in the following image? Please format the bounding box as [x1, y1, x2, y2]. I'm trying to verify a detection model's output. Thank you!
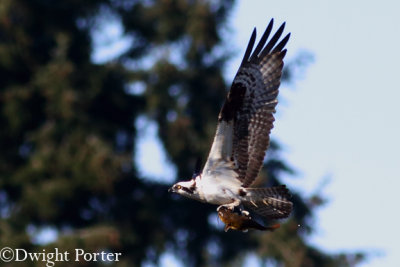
[168, 178, 202, 201]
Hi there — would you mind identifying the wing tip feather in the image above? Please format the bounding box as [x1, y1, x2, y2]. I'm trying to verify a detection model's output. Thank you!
[240, 28, 257, 66]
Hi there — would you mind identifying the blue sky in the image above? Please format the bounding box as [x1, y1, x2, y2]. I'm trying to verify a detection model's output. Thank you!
[129, 1, 400, 266]
[226, 1, 400, 266]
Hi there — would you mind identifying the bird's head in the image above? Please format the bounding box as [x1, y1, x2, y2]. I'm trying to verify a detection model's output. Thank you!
[169, 157, 203, 200]
[168, 179, 199, 200]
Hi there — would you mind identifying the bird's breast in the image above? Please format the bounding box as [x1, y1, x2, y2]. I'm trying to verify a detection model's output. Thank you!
[198, 175, 240, 205]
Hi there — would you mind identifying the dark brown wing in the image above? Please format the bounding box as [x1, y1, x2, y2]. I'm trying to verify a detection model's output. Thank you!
[219, 19, 289, 187]
[244, 185, 293, 219]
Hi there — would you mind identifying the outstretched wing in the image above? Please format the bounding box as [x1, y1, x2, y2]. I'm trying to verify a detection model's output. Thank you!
[203, 19, 289, 187]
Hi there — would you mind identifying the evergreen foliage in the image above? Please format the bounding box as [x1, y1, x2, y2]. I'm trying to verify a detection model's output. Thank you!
[0, 0, 364, 266]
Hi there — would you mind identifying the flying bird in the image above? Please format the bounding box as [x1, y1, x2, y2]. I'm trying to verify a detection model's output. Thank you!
[169, 19, 293, 222]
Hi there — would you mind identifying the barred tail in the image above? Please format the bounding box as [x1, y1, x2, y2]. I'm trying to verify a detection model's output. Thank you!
[244, 185, 293, 219]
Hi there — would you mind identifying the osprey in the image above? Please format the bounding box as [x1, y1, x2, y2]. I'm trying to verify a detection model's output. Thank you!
[169, 19, 293, 222]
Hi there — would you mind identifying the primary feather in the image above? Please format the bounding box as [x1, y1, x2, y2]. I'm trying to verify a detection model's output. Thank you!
[203, 19, 289, 188]
[170, 19, 293, 223]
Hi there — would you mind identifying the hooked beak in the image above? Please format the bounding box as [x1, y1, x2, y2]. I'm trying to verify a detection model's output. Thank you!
[168, 187, 174, 193]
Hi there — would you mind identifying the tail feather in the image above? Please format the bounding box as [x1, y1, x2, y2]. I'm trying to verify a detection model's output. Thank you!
[244, 185, 293, 219]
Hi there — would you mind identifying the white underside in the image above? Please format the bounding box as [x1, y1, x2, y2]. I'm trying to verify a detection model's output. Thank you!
[196, 160, 243, 205]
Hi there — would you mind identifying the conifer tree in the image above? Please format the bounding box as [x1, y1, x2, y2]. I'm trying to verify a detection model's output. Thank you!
[0, 0, 364, 266]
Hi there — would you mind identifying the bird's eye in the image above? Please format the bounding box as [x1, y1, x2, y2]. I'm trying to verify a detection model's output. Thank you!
[176, 185, 182, 190]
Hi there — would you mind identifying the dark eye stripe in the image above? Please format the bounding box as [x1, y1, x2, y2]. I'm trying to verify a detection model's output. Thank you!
[182, 187, 194, 194]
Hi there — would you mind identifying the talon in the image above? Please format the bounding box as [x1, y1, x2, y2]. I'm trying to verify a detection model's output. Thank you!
[223, 203, 236, 211]
[241, 210, 250, 216]
[217, 199, 241, 213]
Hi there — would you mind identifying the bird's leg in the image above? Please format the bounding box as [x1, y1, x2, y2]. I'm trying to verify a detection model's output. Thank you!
[233, 205, 249, 217]
[240, 209, 250, 216]
[217, 199, 241, 212]
[236, 203, 250, 217]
